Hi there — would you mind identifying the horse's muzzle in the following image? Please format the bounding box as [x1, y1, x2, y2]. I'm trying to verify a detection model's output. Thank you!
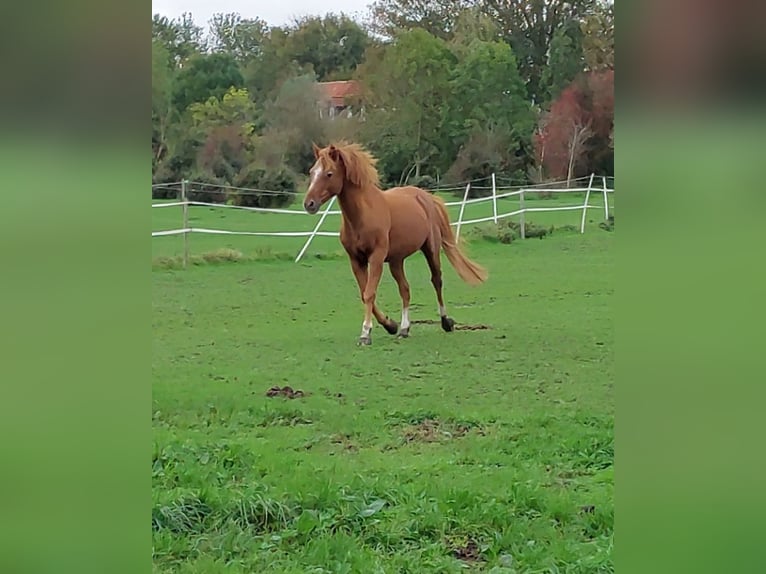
[304, 199, 319, 214]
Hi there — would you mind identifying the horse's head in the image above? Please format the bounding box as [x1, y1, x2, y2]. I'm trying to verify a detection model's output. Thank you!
[303, 143, 346, 214]
[303, 141, 380, 214]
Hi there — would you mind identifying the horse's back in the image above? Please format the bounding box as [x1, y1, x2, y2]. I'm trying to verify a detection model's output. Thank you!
[383, 185, 433, 220]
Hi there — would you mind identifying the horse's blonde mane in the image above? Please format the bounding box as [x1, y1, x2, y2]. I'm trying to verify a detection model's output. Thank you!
[320, 141, 380, 189]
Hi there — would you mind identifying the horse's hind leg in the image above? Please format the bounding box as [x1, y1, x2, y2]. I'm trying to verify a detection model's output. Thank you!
[389, 258, 411, 338]
[422, 244, 456, 332]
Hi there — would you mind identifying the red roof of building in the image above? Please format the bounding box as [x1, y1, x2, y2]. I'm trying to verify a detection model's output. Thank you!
[316, 80, 361, 107]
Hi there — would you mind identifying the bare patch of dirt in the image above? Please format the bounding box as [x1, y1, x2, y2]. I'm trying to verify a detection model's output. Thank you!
[329, 433, 358, 452]
[266, 385, 307, 399]
[456, 324, 491, 331]
[402, 418, 474, 443]
[410, 319, 491, 331]
[447, 536, 484, 563]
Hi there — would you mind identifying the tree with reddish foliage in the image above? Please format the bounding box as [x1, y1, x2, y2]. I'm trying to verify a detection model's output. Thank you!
[534, 69, 614, 183]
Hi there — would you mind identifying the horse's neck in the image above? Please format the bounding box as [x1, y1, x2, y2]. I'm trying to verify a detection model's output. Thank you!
[338, 183, 382, 228]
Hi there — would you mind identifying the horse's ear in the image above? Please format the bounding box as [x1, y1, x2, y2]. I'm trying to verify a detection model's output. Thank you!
[328, 145, 339, 162]
[312, 142, 321, 159]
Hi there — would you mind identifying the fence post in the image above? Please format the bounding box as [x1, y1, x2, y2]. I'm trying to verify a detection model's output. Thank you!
[455, 182, 471, 241]
[181, 179, 189, 268]
[602, 175, 609, 220]
[491, 173, 498, 224]
[295, 195, 337, 263]
[520, 188, 526, 239]
[580, 173, 595, 234]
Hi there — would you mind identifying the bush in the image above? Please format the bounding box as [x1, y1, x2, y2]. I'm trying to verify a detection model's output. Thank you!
[446, 127, 525, 197]
[407, 174, 436, 190]
[466, 219, 555, 244]
[231, 165, 297, 208]
[184, 170, 228, 204]
[152, 164, 181, 200]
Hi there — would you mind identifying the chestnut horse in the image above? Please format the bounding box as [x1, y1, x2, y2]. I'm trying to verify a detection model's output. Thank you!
[303, 141, 488, 345]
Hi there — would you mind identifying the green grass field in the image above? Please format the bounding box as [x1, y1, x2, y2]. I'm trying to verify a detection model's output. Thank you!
[152, 198, 614, 573]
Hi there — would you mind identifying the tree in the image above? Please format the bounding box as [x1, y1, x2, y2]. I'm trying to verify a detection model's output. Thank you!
[481, 0, 597, 104]
[446, 39, 533, 147]
[582, 69, 614, 174]
[534, 69, 613, 181]
[154, 87, 260, 192]
[207, 13, 269, 65]
[172, 52, 244, 113]
[581, 1, 614, 71]
[356, 29, 455, 183]
[367, 0, 474, 40]
[152, 12, 205, 66]
[540, 21, 586, 102]
[566, 120, 594, 186]
[450, 6, 502, 50]
[535, 89, 591, 184]
[187, 87, 259, 138]
[445, 39, 535, 184]
[242, 27, 308, 102]
[152, 40, 176, 169]
[262, 74, 327, 174]
[286, 14, 371, 81]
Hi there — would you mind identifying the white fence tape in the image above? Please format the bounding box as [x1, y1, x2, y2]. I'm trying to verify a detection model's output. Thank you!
[152, 175, 614, 261]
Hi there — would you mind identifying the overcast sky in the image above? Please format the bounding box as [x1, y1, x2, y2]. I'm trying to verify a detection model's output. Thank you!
[152, 0, 372, 29]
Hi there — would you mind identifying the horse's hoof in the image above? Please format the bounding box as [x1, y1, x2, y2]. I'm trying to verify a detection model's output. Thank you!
[441, 316, 456, 332]
[383, 320, 399, 335]
[357, 336, 372, 346]
[397, 328, 410, 339]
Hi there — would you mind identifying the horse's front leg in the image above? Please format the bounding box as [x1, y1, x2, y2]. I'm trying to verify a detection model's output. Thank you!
[349, 257, 396, 345]
[358, 251, 388, 345]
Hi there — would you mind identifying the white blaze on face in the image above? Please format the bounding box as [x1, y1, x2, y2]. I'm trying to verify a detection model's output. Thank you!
[310, 162, 324, 186]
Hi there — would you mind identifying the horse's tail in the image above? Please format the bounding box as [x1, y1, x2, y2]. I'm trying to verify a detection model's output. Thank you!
[430, 194, 488, 285]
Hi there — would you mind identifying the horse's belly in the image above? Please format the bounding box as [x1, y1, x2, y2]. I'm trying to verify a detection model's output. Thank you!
[388, 208, 430, 257]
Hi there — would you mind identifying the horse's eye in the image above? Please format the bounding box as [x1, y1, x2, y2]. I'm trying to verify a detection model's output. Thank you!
[326, 172, 333, 178]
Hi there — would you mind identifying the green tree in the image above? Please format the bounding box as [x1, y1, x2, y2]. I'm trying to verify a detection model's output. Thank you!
[157, 86, 260, 189]
[286, 14, 371, 81]
[152, 12, 205, 66]
[208, 13, 269, 65]
[188, 87, 260, 139]
[262, 73, 327, 174]
[242, 27, 307, 102]
[172, 52, 245, 113]
[152, 40, 176, 171]
[445, 39, 535, 184]
[450, 6, 502, 50]
[185, 87, 264, 202]
[357, 29, 455, 183]
[541, 21, 586, 102]
[581, 1, 614, 71]
[367, 0, 474, 40]
[481, 0, 597, 104]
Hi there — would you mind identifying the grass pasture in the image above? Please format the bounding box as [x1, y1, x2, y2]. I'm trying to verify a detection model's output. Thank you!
[152, 199, 614, 573]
